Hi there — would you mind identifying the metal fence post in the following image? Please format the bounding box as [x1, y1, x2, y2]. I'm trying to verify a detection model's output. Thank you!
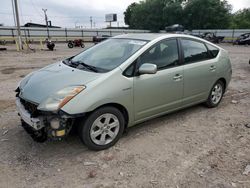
[11, 28, 15, 43]
[27, 29, 30, 40]
[65, 28, 67, 42]
[232, 29, 235, 43]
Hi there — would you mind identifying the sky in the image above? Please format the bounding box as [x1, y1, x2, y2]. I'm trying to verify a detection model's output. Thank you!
[0, 0, 250, 28]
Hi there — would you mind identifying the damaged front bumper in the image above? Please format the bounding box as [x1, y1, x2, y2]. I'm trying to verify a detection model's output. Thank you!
[16, 98, 44, 130]
[16, 97, 76, 142]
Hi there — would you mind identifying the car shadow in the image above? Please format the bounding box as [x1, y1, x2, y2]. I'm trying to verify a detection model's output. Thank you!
[45, 103, 207, 151]
[10, 102, 217, 164]
[125, 103, 206, 136]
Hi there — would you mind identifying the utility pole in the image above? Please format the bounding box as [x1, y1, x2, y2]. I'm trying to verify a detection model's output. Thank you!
[11, 0, 16, 26]
[42, 8, 49, 38]
[90, 16, 93, 29]
[13, 0, 22, 50]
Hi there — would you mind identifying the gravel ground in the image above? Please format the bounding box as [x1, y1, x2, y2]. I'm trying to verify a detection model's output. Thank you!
[0, 43, 249, 188]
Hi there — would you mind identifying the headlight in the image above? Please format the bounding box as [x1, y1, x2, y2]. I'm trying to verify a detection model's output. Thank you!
[37, 86, 85, 112]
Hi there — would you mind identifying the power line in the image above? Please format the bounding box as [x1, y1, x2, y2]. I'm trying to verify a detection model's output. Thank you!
[0, 12, 104, 19]
[0, 12, 15, 15]
[18, 0, 26, 25]
[30, 0, 44, 18]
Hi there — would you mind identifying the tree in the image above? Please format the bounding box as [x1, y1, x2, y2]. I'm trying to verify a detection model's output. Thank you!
[163, 1, 184, 26]
[231, 8, 250, 29]
[124, 3, 138, 26]
[124, 0, 233, 30]
[124, 0, 185, 31]
[183, 0, 232, 29]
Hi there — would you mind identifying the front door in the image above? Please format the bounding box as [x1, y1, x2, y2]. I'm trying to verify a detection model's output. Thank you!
[134, 38, 183, 122]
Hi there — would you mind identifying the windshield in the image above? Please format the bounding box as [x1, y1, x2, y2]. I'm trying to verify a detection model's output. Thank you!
[68, 38, 147, 73]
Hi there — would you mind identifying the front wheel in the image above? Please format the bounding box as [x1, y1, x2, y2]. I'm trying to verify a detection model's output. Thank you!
[68, 42, 74, 48]
[80, 43, 85, 48]
[205, 80, 225, 108]
[79, 106, 125, 151]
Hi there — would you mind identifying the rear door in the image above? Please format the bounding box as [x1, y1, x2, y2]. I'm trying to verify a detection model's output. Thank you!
[133, 38, 184, 121]
[180, 38, 217, 106]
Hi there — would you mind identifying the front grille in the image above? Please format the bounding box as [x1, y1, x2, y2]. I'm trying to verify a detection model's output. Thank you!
[20, 98, 39, 117]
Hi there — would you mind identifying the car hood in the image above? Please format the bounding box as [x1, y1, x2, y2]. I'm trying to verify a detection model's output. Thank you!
[19, 62, 101, 104]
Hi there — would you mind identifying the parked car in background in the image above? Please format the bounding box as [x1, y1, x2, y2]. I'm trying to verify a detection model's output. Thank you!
[16, 34, 232, 150]
[165, 24, 184, 33]
[93, 35, 110, 44]
[234, 33, 250, 45]
[198, 32, 225, 44]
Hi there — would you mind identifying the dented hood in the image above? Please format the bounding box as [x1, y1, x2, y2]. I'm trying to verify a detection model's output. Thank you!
[19, 62, 101, 104]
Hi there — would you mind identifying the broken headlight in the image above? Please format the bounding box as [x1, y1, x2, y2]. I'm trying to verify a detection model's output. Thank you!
[37, 86, 86, 112]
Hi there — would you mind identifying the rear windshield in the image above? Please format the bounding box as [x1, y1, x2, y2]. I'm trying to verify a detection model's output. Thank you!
[70, 38, 147, 72]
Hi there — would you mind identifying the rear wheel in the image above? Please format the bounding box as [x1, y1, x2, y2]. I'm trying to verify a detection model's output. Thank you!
[79, 106, 125, 151]
[205, 80, 225, 108]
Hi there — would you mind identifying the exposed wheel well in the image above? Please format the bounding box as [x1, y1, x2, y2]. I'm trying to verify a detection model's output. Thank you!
[218, 78, 226, 92]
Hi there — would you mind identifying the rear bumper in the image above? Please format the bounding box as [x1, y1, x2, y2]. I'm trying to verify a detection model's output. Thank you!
[16, 98, 44, 130]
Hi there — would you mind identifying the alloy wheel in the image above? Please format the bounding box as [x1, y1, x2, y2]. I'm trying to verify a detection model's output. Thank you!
[90, 113, 120, 145]
[211, 83, 223, 104]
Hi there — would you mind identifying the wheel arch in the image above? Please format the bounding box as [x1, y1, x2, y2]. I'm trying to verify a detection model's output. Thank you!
[89, 103, 129, 130]
[217, 77, 227, 92]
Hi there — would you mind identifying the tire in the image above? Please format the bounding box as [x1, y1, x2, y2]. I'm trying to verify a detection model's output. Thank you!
[68, 42, 73, 48]
[48, 43, 55, 51]
[79, 106, 125, 151]
[205, 80, 225, 108]
[80, 43, 85, 48]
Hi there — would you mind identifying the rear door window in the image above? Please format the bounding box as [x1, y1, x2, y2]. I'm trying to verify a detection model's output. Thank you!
[181, 39, 210, 64]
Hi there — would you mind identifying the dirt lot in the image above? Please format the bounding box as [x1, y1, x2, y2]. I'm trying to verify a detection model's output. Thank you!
[0, 43, 249, 188]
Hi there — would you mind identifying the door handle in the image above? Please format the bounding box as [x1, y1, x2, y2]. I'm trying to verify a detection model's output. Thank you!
[173, 74, 183, 81]
[210, 65, 216, 71]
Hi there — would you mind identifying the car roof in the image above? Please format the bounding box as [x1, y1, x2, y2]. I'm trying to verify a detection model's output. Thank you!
[113, 33, 202, 41]
[113, 33, 169, 41]
[112, 33, 223, 51]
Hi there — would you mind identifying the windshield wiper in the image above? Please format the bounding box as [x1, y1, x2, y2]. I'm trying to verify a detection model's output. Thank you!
[72, 61, 99, 73]
[62, 57, 75, 66]
[62, 59, 70, 65]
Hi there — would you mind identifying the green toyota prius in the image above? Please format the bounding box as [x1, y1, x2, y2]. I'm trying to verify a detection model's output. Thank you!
[16, 34, 232, 150]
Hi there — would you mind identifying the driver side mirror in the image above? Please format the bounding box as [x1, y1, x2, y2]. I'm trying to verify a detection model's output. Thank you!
[138, 63, 157, 75]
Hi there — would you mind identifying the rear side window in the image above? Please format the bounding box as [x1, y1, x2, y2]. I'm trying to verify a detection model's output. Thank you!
[181, 39, 210, 64]
[206, 43, 219, 58]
